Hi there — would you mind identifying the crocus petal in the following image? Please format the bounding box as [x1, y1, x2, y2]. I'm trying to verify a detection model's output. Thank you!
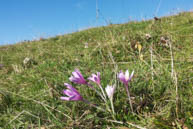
[64, 83, 74, 90]
[88, 73, 97, 81]
[63, 89, 75, 97]
[61, 95, 83, 101]
[69, 76, 79, 84]
[118, 71, 126, 83]
[92, 73, 97, 78]
[65, 83, 79, 93]
[72, 71, 80, 78]
[97, 72, 100, 84]
[69, 95, 83, 101]
[97, 72, 100, 78]
[69, 76, 75, 82]
[88, 72, 100, 85]
[88, 76, 95, 82]
[128, 71, 134, 81]
[94, 77, 98, 82]
[61, 83, 83, 101]
[125, 70, 130, 81]
[105, 85, 111, 99]
[69, 69, 87, 84]
[75, 69, 84, 80]
[60, 96, 71, 101]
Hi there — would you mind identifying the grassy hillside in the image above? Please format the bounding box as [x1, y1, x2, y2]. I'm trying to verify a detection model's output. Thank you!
[0, 12, 193, 128]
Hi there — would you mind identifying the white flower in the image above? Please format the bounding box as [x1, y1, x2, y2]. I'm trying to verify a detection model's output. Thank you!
[105, 84, 116, 100]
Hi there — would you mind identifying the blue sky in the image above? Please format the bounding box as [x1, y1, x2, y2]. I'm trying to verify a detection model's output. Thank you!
[0, 0, 193, 45]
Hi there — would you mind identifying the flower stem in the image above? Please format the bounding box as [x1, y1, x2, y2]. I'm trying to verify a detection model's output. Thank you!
[87, 83, 106, 103]
[83, 99, 106, 112]
[125, 84, 134, 113]
[110, 98, 115, 115]
[86, 84, 111, 113]
[99, 84, 107, 100]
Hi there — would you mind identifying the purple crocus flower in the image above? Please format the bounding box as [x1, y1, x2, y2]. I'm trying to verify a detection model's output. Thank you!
[88, 72, 100, 85]
[118, 70, 134, 86]
[88, 72, 107, 101]
[118, 70, 134, 112]
[69, 69, 87, 85]
[60, 83, 83, 101]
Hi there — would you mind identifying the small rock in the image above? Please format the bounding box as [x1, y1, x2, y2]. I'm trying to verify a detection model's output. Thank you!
[145, 34, 151, 40]
[23, 57, 37, 68]
[160, 36, 170, 47]
[23, 57, 31, 65]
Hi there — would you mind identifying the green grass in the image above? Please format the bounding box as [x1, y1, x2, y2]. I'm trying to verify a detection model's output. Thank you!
[0, 12, 193, 129]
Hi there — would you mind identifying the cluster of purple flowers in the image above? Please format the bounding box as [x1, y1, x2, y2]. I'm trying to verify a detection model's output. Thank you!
[61, 68, 134, 113]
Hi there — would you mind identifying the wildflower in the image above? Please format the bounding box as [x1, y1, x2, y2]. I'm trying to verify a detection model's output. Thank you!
[105, 84, 116, 114]
[118, 70, 134, 112]
[69, 69, 87, 85]
[61, 83, 106, 112]
[105, 85, 115, 100]
[88, 72, 101, 85]
[60, 83, 83, 101]
[118, 70, 134, 86]
[88, 72, 107, 101]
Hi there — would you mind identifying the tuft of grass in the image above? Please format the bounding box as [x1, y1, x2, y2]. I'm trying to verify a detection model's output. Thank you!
[0, 12, 193, 128]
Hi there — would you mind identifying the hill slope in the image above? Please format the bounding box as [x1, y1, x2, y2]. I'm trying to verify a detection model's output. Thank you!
[0, 12, 193, 128]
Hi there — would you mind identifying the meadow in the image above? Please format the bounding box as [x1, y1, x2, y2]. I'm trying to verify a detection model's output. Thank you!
[0, 12, 193, 128]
